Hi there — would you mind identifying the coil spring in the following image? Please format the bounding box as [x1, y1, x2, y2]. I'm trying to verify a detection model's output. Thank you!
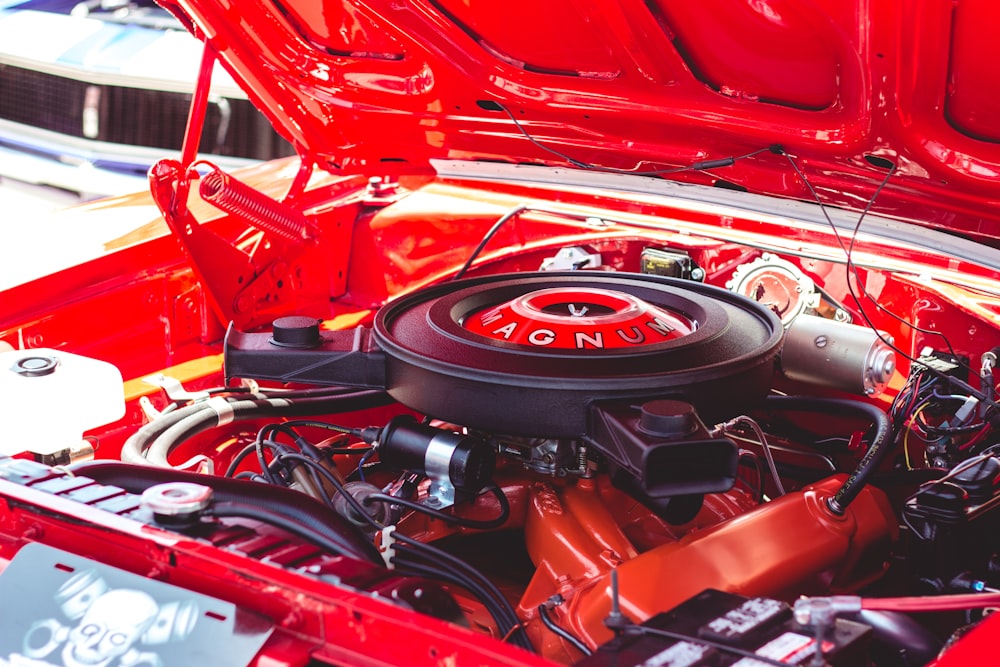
[200, 169, 314, 243]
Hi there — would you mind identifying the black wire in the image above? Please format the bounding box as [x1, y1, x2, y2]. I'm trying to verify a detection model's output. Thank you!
[267, 419, 360, 436]
[392, 535, 534, 651]
[537, 604, 592, 656]
[356, 447, 376, 481]
[844, 165, 961, 361]
[276, 452, 377, 526]
[207, 386, 252, 396]
[453, 112, 774, 280]
[230, 424, 529, 648]
[222, 449, 530, 647]
[494, 102, 773, 176]
[255, 433, 280, 484]
[918, 421, 986, 435]
[452, 205, 527, 281]
[222, 449, 528, 643]
[326, 447, 374, 455]
[207, 501, 371, 562]
[783, 151, 1000, 414]
[737, 450, 766, 503]
[257, 423, 333, 470]
[394, 557, 530, 650]
[781, 152, 969, 374]
[625, 625, 788, 667]
[224, 440, 281, 477]
[364, 486, 510, 529]
[304, 461, 335, 507]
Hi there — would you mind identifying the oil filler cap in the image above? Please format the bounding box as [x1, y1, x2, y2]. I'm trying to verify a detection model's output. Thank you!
[639, 400, 699, 437]
[270, 316, 322, 348]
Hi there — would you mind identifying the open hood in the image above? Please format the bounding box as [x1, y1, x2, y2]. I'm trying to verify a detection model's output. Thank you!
[156, 0, 1000, 246]
[9, 4, 1000, 667]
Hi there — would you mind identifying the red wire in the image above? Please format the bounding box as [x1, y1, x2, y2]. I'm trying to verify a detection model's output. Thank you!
[863, 592, 1000, 612]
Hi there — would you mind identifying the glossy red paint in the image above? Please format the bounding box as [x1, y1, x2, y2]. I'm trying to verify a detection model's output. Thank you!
[3, 167, 1000, 665]
[5, 163, 1000, 422]
[5, 3, 1000, 664]
[155, 0, 1000, 246]
[562, 476, 897, 648]
[0, 474, 551, 667]
[925, 609, 1000, 666]
[462, 287, 695, 349]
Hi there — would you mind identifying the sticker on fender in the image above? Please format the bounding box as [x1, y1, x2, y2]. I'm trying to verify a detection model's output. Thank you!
[0, 543, 272, 667]
[731, 632, 835, 666]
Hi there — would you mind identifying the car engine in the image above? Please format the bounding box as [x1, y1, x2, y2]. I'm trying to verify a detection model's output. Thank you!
[2, 163, 1000, 666]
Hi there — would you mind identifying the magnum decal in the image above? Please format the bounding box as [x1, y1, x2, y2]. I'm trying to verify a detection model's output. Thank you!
[465, 287, 694, 349]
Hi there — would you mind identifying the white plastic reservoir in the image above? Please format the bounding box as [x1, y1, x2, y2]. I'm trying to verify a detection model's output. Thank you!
[0, 348, 125, 456]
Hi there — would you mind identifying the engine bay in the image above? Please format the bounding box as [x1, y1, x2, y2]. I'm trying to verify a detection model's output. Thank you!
[3, 161, 1000, 666]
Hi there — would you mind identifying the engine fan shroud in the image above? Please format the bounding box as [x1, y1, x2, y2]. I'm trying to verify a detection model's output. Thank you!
[373, 272, 783, 437]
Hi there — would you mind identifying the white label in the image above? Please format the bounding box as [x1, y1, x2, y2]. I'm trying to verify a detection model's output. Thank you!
[731, 631, 818, 666]
[639, 641, 710, 667]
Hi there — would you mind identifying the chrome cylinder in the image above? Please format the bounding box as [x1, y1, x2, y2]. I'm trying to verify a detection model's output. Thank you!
[781, 314, 896, 396]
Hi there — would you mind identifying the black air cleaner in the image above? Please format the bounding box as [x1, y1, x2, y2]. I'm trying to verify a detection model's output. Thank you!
[225, 272, 782, 438]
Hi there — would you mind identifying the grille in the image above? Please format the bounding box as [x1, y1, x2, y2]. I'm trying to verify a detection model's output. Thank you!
[0, 63, 295, 161]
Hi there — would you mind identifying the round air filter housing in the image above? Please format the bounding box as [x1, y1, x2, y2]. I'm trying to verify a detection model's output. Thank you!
[373, 272, 782, 437]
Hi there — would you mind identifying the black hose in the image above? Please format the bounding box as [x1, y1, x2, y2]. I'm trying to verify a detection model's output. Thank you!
[207, 500, 368, 561]
[70, 461, 381, 563]
[224, 442, 267, 477]
[363, 486, 510, 530]
[847, 610, 942, 667]
[763, 395, 890, 514]
[393, 539, 533, 651]
[537, 604, 592, 656]
[395, 558, 526, 648]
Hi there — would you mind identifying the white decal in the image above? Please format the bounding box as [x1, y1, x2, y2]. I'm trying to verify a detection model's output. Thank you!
[647, 317, 676, 336]
[480, 310, 503, 326]
[616, 326, 646, 344]
[575, 331, 604, 349]
[528, 329, 556, 346]
[5, 570, 198, 667]
[491, 322, 518, 340]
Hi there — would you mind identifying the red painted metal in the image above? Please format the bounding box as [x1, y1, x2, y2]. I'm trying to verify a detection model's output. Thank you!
[647, 0, 844, 109]
[7, 2, 1000, 659]
[925, 609, 1000, 666]
[179, 45, 217, 168]
[4, 163, 1000, 664]
[563, 476, 897, 647]
[0, 476, 552, 667]
[151, 0, 1000, 247]
[5, 165, 1000, 434]
[517, 477, 758, 629]
[462, 287, 694, 349]
[146, 158, 364, 331]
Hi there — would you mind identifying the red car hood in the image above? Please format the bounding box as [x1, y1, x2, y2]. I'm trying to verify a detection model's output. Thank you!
[157, 0, 1000, 246]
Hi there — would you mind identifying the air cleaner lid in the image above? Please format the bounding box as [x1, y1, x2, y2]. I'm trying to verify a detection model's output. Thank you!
[463, 287, 696, 350]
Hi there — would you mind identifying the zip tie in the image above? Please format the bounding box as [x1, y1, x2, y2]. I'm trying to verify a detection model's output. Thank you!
[206, 396, 235, 426]
[379, 525, 397, 570]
